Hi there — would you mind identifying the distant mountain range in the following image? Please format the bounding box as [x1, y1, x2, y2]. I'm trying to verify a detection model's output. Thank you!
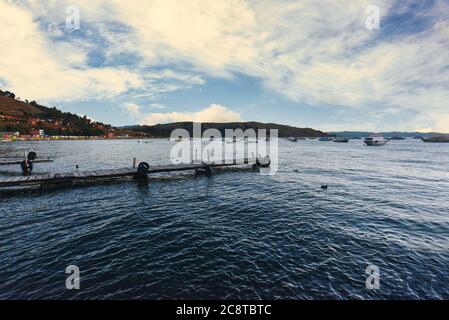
[123, 122, 326, 138]
[330, 131, 448, 138]
[5, 89, 441, 139]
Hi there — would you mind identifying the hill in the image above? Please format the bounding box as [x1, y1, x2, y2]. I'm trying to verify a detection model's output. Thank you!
[0, 89, 111, 136]
[330, 131, 448, 138]
[124, 121, 326, 138]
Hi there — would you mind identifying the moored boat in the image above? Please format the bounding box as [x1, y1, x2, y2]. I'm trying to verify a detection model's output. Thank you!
[364, 135, 387, 146]
[388, 136, 406, 140]
[333, 137, 349, 143]
[421, 136, 449, 143]
[318, 137, 333, 141]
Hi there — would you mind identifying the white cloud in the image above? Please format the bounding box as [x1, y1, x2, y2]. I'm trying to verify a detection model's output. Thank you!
[148, 103, 166, 110]
[142, 103, 242, 125]
[122, 102, 141, 118]
[3, 1, 449, 130]
[0, 1, 144, 103]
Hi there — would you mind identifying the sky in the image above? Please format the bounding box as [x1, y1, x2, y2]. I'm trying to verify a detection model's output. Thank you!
[0, 0, 448, 132]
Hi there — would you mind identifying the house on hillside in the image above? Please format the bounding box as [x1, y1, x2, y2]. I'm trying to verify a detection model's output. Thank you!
[30, 129, 45, 137]
[28, 117, 39, 125]
[1, 132, 20, 139]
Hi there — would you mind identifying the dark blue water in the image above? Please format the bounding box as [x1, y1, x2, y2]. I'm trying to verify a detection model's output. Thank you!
[0, 139, 448, 299]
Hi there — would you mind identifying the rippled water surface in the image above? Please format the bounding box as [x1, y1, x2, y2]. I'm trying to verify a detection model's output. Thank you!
[1, 139, 448, 299]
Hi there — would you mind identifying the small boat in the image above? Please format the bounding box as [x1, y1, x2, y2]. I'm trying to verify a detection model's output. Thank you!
[364, 135, 387, 146]
[421, 136, 449, 143]
[287, 137, 298, 142]
[333, 137, 349, 143]
[319, 137, 333, 141]
[226, 136, 237, 144]
[388, 136, 406, 141]
[243, 136, 257, 143]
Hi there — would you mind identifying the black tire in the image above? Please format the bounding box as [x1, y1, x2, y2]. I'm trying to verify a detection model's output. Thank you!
[137, 162, 150, 175]
[27, 151, 37, 161]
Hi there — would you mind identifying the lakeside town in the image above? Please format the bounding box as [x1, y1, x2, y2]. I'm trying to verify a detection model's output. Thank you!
[0, 89, 140, 141]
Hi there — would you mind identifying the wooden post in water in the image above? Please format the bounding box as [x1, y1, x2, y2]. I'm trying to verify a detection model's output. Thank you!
[132, 157, 136, 168]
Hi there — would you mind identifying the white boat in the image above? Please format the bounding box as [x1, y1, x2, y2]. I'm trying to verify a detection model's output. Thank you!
[333, 137, 349, 143]
[364, 135, 387, 146]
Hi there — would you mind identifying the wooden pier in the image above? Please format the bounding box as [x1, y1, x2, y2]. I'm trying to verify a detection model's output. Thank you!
[0, 157, 270, 189]
[0, 159, 53, 166]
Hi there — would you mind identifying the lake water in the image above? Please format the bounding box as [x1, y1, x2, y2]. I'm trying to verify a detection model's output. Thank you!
[0, 138, 448, 299]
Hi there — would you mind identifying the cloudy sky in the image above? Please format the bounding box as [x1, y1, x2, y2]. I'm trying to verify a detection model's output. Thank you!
[1, 0, 448, 132]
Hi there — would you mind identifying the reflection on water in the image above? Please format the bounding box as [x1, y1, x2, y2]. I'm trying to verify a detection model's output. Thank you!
[0, 139, 449, 299]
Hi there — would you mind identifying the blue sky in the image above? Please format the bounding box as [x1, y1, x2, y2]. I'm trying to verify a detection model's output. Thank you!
[1, 0, 449, 132]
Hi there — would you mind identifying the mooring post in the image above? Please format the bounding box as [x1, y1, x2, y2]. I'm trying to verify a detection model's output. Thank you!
[132, 157, 137, 168]
[21, 150, 32, 175]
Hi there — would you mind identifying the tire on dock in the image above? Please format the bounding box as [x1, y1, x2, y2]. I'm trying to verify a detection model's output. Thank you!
[134, 162, 150, 180]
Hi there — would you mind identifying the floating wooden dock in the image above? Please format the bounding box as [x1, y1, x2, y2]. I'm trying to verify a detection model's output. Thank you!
[0, 158, 269, 189]
[0, 159, 53, 166]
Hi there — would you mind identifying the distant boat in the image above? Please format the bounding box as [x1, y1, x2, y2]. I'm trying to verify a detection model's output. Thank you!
[421, 136, 449, 143]
[243, 136, 257, 143]
[414, 136, 423, 139]
[226, 136, 237, 144]
[388, 136, 406, 140]
[287, 137, 298, 142]
[319, 137, 333, 141]
[364, 135, 387, 146]
[349, 137, 362, 140]
[333, 137, 349, 143]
